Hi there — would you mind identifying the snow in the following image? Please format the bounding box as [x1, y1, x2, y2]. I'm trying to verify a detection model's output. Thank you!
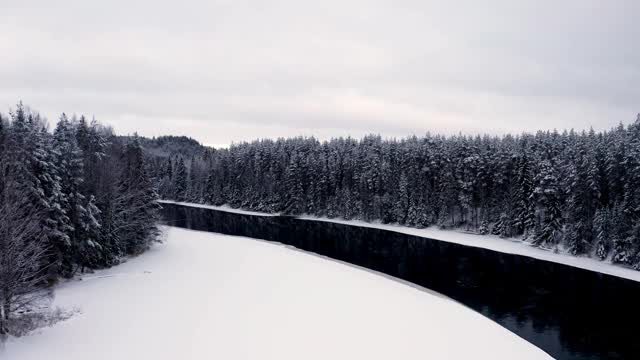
[297, 215, 640, 283]
[3, 227, 550, 360]
[158, 200, 278, 216]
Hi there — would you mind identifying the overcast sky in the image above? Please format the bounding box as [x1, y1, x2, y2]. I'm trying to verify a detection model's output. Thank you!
[1, 1, 638, 146]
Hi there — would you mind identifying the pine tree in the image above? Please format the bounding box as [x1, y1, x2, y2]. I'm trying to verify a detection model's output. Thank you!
[0, 159, 51, 334]
[75, 116, 107, 195]
[117, 137, 161, 255]
[533, 160, 563, 248]
[7, 105, 71, 280]
[624, 116, 640, 267]
[593, 208, 611, 260]
[606, 123, 628, 206]
[0, 114, 6, 161]
[565, 136, 600, 255]
[491, 212, 511, 238]
[174, 158, 187, 202]
[512, 154, 535, 237]
[436, 158, 457, 228]
[75, 195, 103, 271]
[187, 156, 200, 202]
[284, 153, 304, 214]
[204, 173, 216, 204]
[479, 219, 490, 235]
[395, 173, 410, 224]
[609, 203, 632, 264]
[53, 115, 88, 276]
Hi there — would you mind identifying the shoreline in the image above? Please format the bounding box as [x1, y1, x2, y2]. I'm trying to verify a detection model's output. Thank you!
[160, 200, 640, 283]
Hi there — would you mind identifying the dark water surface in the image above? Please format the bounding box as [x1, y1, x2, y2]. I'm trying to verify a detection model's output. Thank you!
[161, 203, 640, 360]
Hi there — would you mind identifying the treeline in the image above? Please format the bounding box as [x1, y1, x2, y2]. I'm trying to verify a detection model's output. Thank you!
[0, 103, 160, 334]
[150, 116, 640, 268]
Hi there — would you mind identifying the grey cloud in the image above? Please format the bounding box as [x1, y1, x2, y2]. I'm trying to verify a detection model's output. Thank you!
[1, 0, 638, 146]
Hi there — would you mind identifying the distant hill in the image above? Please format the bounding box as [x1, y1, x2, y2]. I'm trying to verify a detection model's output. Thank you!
[120, 135, 210, 158]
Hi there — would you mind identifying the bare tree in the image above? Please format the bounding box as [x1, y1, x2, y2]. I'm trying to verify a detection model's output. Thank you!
[0, 175, 51, 335]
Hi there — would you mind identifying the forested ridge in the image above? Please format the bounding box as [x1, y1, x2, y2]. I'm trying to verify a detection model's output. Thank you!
[2, 100, 640, 336]
[0, 103, 160, 334]
[149, 115, 640, 268]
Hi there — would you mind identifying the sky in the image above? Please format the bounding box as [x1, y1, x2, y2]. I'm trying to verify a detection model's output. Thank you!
[1, 0, 638, 147]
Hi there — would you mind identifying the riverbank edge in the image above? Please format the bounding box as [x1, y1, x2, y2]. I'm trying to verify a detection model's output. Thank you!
[158, 200, 640, 283]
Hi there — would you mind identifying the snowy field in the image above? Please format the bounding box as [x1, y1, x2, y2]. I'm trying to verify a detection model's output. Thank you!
[3, 227, 550, 360]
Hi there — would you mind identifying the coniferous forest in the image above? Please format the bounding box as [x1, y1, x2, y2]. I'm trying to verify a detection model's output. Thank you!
[2, 101, 640, 338]
[149, 115, 640, 268]
[0, 103, 159, 334]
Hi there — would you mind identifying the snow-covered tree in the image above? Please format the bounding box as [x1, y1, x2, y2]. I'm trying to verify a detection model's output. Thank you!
[512, 154, 535, 237]
[533, 160, 563, 248]
[53, 115, 88, 276]
[0, 103, 163, 328]
[0, 138, 51, 334]
[173, 158, 188, 202]
[593, 208, 611, 260]
[117, 137, 161, 254]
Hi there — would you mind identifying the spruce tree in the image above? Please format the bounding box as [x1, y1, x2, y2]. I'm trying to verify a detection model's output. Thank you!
[117, 137, 161, 255]
[53, 115, 88, 276]
[284, 153, 304, 214]
[174, 158, 187, 202]
[624, 116, 640, 267]
[533, 160, 563, 248]
[395, 173, 410, 224]
[512, 154, 535, 237]
[593, 208, 611, 260]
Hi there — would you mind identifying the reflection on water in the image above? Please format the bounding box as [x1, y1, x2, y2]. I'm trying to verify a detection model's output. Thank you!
[161, 204, 640, 360]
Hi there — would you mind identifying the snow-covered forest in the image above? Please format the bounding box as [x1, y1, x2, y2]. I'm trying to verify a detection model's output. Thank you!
[0, 103, 160, 335]
[150, 115, 640, 268]
[3, 100, 640, 341]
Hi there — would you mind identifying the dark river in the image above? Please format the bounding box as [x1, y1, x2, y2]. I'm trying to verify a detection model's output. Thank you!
[161, 203, 640, 360]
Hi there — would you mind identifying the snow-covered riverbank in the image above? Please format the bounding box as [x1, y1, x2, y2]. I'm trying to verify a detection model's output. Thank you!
[159, 200, 640, 283]
[296, 216, 640, 283]
[159, 200, 280, 217]
[3, 227, 550, 360]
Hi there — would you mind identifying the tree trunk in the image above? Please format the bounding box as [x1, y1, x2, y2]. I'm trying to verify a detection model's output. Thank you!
[0, 301, 7, 335]
[3, 300, 9, 321]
